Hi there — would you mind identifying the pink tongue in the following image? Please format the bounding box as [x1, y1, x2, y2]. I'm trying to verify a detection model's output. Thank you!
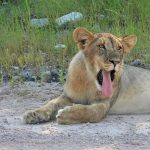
[102, 71, 112, 97]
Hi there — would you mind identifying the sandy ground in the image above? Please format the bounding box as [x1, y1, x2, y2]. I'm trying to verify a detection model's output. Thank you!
[0, 82, 150, 150]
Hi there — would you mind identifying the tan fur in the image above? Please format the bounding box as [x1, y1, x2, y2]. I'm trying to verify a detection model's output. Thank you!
[24, 27, 147, 125]
[110, 65, 150, 114]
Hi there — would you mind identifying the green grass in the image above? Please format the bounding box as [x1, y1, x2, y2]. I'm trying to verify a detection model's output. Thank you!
[0, 0, 150, 71]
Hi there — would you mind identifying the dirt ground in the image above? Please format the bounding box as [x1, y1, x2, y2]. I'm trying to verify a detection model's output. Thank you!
[0, 82, 150, 150]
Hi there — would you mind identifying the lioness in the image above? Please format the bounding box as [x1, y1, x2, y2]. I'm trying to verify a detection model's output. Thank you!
[24, 27, 150, 124]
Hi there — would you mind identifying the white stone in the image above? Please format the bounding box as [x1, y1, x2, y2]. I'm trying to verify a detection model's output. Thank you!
[11, 66, 19, 70]
[56, 12, 83, 26]
[31, 18, 49, 27]
[54, 44, 66, 49]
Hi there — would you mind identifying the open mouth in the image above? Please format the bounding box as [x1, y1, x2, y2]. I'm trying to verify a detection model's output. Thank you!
[97, 70, 115, 85]
[97, 70, 116, 97]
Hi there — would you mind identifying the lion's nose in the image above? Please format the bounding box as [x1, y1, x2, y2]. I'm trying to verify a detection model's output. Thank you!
[109, 59, 120, 66]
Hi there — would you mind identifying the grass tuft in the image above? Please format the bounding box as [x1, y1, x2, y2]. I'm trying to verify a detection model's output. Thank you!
[0, 0, 149, 71]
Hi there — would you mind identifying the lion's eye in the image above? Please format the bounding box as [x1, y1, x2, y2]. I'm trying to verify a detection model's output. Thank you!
[97, 44, 105, 55]
[118, 46, 122, 51]
[97, 44, 105, 49]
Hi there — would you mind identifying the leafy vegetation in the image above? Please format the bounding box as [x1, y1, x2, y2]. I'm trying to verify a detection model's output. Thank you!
[0, 0, 150, 72]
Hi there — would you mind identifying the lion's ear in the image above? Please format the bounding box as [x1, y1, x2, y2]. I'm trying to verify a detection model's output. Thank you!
[122, 35, 137, 53]
[73, 27, 94, 50]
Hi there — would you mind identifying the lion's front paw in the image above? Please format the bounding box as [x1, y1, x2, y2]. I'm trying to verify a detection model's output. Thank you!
[23, 110, 50, 124]
[56, 106, 74, 124]
[23, 110, 40, 124]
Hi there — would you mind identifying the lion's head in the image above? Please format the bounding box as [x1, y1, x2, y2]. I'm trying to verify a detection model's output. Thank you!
[73, 27, 137, 97]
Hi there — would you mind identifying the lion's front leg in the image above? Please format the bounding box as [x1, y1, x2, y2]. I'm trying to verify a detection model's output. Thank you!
[23, 95, 72, 124]
[56, 102, 110, 124]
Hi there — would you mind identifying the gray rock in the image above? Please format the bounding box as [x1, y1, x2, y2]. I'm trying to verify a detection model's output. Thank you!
[56, 12, 83, 26]
[51, 68, 59, 82]
[130, 59, 142, 66]
[12, 66, 19, 70]
[41, 71, 52, 83]
[31, 18, 49, 27]
[31, 76, 37, 82]
[2, 73, 9, 84]
[21, 69, 33, 81]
